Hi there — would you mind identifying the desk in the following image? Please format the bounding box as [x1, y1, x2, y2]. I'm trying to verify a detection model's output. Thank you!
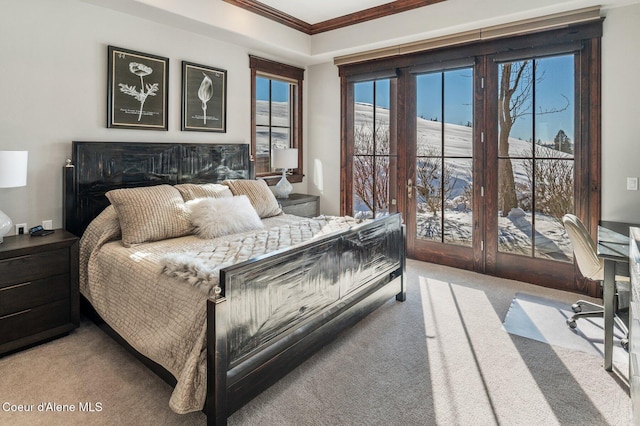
[598, 221, 633, 371]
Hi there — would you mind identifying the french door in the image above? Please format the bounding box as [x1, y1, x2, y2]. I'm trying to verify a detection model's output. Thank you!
[483, 52, 577, 286]
[340, 23, 602, 292]
[405, 52, 578, 287]
[405, 63, 480, 271]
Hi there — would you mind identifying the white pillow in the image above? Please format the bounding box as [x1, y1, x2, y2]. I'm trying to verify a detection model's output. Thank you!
[188, 195, 264, 239]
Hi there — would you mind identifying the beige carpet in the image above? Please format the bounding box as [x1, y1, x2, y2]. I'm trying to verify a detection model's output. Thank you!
[0, 260, 632, 425]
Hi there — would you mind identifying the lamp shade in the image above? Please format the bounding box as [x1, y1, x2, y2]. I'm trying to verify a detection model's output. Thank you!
[0, 151, 28, 188]
[272, 148, 298, 170]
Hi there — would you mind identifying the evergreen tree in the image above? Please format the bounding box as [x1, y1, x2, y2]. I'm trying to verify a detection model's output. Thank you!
[553, 129, 572, 154]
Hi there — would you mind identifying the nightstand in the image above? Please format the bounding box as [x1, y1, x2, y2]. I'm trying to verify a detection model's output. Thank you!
[0, 229, 79, 355]
[278, 193, 320, 218]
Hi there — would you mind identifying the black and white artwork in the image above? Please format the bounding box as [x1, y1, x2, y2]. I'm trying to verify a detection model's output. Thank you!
[107, 46, 169, 130]
[181, 61, 227, 132]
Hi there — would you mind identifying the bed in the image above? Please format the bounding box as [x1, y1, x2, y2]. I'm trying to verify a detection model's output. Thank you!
[64, 141, 405, 425]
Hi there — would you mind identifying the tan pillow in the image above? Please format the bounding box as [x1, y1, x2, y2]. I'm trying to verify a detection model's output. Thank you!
[106, 185, 191, 247]
[222, 179, 282, 218]
[175, 183, 233, 201]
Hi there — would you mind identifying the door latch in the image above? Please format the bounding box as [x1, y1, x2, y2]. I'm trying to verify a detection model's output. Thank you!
[407, 178, 413, 200]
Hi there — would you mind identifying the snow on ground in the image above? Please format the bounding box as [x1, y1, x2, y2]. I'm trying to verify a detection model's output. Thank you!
[355, 102, 574, 261]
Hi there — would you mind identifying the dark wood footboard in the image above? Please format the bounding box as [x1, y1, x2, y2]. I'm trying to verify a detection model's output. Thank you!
[207, 213, 405, 425]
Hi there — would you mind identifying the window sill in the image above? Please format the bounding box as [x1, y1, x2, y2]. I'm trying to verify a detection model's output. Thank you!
[260, 173, 303, 186]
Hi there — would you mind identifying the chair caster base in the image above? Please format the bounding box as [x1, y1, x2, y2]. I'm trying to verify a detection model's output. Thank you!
[621, 338, 629, 351]
[567, 318, 577, 329]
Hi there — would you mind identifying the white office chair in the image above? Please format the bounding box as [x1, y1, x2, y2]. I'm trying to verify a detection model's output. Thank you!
[562, 214, 629, 350]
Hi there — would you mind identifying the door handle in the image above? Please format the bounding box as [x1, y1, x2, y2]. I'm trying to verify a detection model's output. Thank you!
[407, 178, 413, 200]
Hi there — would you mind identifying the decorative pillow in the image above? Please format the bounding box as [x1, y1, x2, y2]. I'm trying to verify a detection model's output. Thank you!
[188, 195, 264, 239]
[222, 179, 282, 218]
[174, 183, 232, 201]
[105, 185, 191, 247]
[81, 205, 122, 248]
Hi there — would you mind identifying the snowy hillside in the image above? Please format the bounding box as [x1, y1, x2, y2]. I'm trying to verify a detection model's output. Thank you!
[354, 102, 574, 260]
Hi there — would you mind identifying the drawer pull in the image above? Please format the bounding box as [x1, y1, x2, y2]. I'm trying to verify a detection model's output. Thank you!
[3, 254, 31, 262]
[0, 282, 31, 292]
[0, 308, 31, 320]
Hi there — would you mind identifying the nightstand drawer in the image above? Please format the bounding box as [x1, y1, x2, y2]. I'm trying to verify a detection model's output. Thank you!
[0, 274, 70, 317]
[0, 248, 69, 287]
[282, 201, 319, 218]
[0, 299, 70, 346]
[278, 194, 320, 218]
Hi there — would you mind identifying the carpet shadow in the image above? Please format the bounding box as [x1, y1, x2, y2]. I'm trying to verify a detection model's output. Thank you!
[230, 264, 437, 425]
[411, 260, 627, 425]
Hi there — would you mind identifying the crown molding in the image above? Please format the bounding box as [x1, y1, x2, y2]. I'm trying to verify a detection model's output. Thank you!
[223, 0, 446, 35]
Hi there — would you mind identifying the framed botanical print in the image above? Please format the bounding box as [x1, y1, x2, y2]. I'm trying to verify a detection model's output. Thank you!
[181, 61, 227, 132]
[107, 46, 169, 130]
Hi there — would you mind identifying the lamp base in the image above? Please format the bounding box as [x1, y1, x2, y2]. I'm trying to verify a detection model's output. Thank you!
[274, 169, 293, 199]
[0, 209, 13, 244]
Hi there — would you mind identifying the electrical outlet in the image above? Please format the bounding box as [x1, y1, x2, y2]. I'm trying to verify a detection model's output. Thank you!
[15, 223, 27, 235]
[42, 219, 53, 230]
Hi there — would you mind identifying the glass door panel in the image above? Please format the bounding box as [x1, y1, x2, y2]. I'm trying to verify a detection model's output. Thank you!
[444, 158, 473, 247]
[352, 79, 395, 219]
[414, 67, 474, 249]
[496, 55, 575, 263]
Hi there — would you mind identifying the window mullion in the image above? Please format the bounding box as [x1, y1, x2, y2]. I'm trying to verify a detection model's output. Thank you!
[372, 82, 377, 216]
[440, 72, 446, 243]
[531, 60, 537, 257]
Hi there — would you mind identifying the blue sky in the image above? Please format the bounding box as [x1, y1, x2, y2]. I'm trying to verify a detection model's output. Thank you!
[256, 77, 290, 102]
[354, 54, 574, 144]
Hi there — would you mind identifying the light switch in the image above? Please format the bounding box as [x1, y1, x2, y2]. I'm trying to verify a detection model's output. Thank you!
[627, 177, 638, 191]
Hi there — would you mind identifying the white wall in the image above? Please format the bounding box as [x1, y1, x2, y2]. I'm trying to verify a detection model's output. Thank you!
[601, 3, 640, 222]
[307, 3, 640, 222]
[307, 62, 342, 215]
[311, 0, 606, 59]
[1, 0, 639, 232]
[0, 0, 306, 231]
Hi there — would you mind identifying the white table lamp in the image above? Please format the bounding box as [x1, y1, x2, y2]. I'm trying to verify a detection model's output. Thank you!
[0, 151, 28, 243]
[272, 148, 298, 199]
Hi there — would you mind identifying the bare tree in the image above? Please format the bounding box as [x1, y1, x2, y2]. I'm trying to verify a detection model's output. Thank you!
[522, 148, 574, 223]
[498, 61, 570, 216]
[352, 122, 390, 215]
[498, 61, 532, 216]
[414, 145, 461, 217]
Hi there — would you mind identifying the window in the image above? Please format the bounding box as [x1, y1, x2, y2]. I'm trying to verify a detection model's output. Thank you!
[250, 56, 304, 183]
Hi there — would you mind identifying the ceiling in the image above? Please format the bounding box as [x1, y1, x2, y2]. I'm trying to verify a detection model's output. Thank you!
[84, 0, 639, 67]
[223, 0, 446, 34]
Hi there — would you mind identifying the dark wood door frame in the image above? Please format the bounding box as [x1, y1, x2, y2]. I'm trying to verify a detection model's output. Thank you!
[339, 21, 603, 295]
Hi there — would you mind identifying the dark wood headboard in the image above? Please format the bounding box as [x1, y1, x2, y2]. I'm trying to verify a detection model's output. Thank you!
[63, 142, 253, 237]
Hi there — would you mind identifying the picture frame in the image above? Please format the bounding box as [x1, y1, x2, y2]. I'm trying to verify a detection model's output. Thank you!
[181, 61, 227, 132]
[107, 46, 169, 130]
